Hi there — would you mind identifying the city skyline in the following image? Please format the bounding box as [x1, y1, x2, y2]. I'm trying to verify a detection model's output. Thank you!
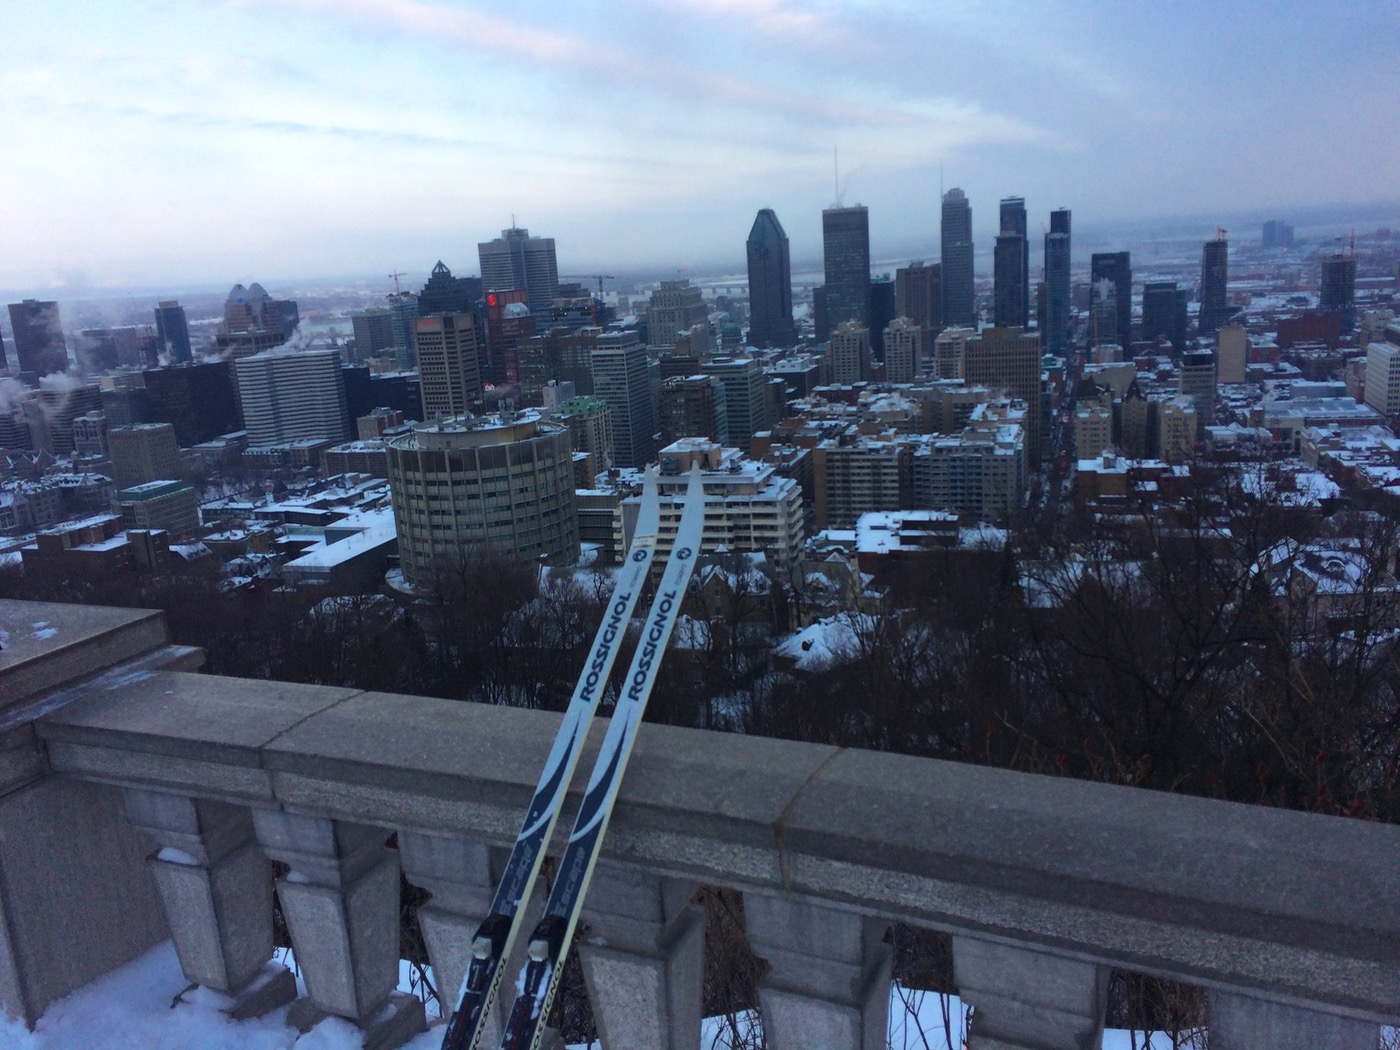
[3, 2, 1398, 292]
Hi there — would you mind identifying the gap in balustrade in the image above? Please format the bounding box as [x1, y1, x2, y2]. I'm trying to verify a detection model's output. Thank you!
[1104, 968, 1209, 1049]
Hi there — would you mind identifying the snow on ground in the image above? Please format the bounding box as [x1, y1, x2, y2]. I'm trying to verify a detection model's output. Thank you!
[3, 940, 1310, 1050]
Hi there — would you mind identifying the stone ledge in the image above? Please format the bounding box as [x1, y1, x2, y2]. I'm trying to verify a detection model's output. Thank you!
[0, 600, 169, 707]
[31, 654, 1400, 1021]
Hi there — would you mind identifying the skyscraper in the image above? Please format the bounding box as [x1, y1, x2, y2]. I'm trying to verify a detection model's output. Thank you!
[1142, 282, 1189, 354]
[1044, 208, 1071, 354]
[940, 189, 975, 327]
[234, 348, 349, 447]
[895, 263, 942, 332]
[821, 205, 871, 339]
[8, 299, 69, 377]
[1199, 232, 1232, 336]
[414, 313, 484, 420]
[1089, 252, 1132, 347]
[477, 227, 559, 308]
[994, 196, 1029, 328]
[591, 331, 656, 468]
[1320, 254, 1357, 329]
[746, 208, 797, 348]
[153, 301, 192, 365]
[418, 261, 477, 315]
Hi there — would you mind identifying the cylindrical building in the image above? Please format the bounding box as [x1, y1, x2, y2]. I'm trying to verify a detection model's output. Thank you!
[387, 411, 579, 586]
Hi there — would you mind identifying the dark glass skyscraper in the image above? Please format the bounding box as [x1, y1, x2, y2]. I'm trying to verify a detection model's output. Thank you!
[1199, 234, 1232, 335]
[940, 189, 975, 326]
[1142, 282, 1189, 354]
[1089, 251, 1132, 346]
[8, 299, 69, 377]
[746, 208, 797, 348]
[994, 196, 1029, 327]
[418, 261, 477, 315]
[154, 300, 192, 364]
[821, 205, 871, 340]
[1044, 208, 1072, 353]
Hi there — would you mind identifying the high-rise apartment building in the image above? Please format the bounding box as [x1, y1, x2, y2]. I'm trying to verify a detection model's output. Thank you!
[828, 323, 872, 385]
[591, 331, 656, 468]
[1364, 341, 1400, 419]
[895, 262, 942, 332]
[1199, 233, 1232, 335]
[821, 205, 871, 338]
[351, 308, 396, 363]
[234, 348, 349, 447]
[1177, 350, 1217, 429]
[1089, 252, 1132, 346]
[477, 227, 559, 308]
[1044, 208, 1072, 354]
[883, 318, 923, 383]
[107, 423, 182, 491]
[647, 281, 709, 349]
[941, 189, 975, 327]
[414, 313, 483, 420]
[8, 300, 69, 377]
[387, 412, 578, 584]
[153, 301, 192, 365]
[705, 355, 769, 445]
[963, 326, 1043, 461]
[813, 431, 912, 529]
[659, 375, 726, 445]
[554, 395, 614, 476]
[994, 197, 1029, 328]
[746, 208, 797, 348]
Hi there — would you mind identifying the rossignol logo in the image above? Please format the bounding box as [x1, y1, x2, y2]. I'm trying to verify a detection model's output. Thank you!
[578, 590, 632, 703]
[632, 549, 647, 562]
[675, 546, 692, 560]
[627, 587, 679, 701]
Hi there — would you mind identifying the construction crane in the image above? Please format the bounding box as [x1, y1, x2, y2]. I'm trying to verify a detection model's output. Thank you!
[389, 270, 406, 295]
[561, 274, 615, 299]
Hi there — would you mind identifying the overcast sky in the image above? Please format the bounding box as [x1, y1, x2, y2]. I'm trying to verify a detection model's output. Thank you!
[3, 1, 1396, 292]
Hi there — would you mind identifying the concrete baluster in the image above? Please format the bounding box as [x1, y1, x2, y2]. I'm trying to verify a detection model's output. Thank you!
[575, 864, 704, 1050]
[122, 788, 294, 1019]
[954, 936, 1108, 1050]
[396, 829, 512, 1044]
[252, 810, 424, 1050]
[745, 894, 892, 1050]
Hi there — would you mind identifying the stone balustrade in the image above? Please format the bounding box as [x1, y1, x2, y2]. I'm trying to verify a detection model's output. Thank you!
[1, 598, 1397, 1050]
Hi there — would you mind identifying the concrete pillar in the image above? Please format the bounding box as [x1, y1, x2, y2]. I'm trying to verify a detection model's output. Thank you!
[253, 810, 424, 1050]
[397, 829, 509, 1044]
[953, 936, 1108, 1050]
[1210, 990, 1378, 1050]
[745, 894, 892, 1050]
[576, 864, 703, 1050]
[122, 789, 294, 1019]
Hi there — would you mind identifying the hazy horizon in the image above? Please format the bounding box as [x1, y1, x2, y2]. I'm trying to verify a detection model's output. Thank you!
[5, 2, 1398, 294]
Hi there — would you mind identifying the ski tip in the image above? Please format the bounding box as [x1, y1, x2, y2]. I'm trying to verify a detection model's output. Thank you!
[634, 467, 661, 537]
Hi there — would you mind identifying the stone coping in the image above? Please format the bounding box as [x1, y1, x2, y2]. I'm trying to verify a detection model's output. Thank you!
[35, 665, 1400, 1019]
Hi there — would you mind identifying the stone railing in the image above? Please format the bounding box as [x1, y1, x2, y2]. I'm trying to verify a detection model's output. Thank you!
[0, 598, 1397, 1050]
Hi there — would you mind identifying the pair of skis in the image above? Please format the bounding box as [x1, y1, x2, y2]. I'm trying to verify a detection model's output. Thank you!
[441, 464, 707, 1050]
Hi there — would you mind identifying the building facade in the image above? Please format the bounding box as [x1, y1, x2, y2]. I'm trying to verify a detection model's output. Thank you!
[821, 205, 872, 339]
[477, 227, 559, 308]
[234, 348, 349, 448]
[895, 262, 942, 333]
[746, 209, 798, 348]
[1199, 234, 1232, 335]
[1044, 208, 1072, 354]
[153, 301, 192, 365]
[941, 189, 975, 327]
[1089, 252, 1132, 347]
[591, 332, 657, 469]
[415, 313, 484, 420]
[993, 197, 1029, 328]
[8, 300, 69, 377]
[387, 412, 579, 584]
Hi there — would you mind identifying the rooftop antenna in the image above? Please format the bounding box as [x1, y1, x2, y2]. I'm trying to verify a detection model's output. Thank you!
[834, 146, 840, 205]
[940, 161, 944, 199]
